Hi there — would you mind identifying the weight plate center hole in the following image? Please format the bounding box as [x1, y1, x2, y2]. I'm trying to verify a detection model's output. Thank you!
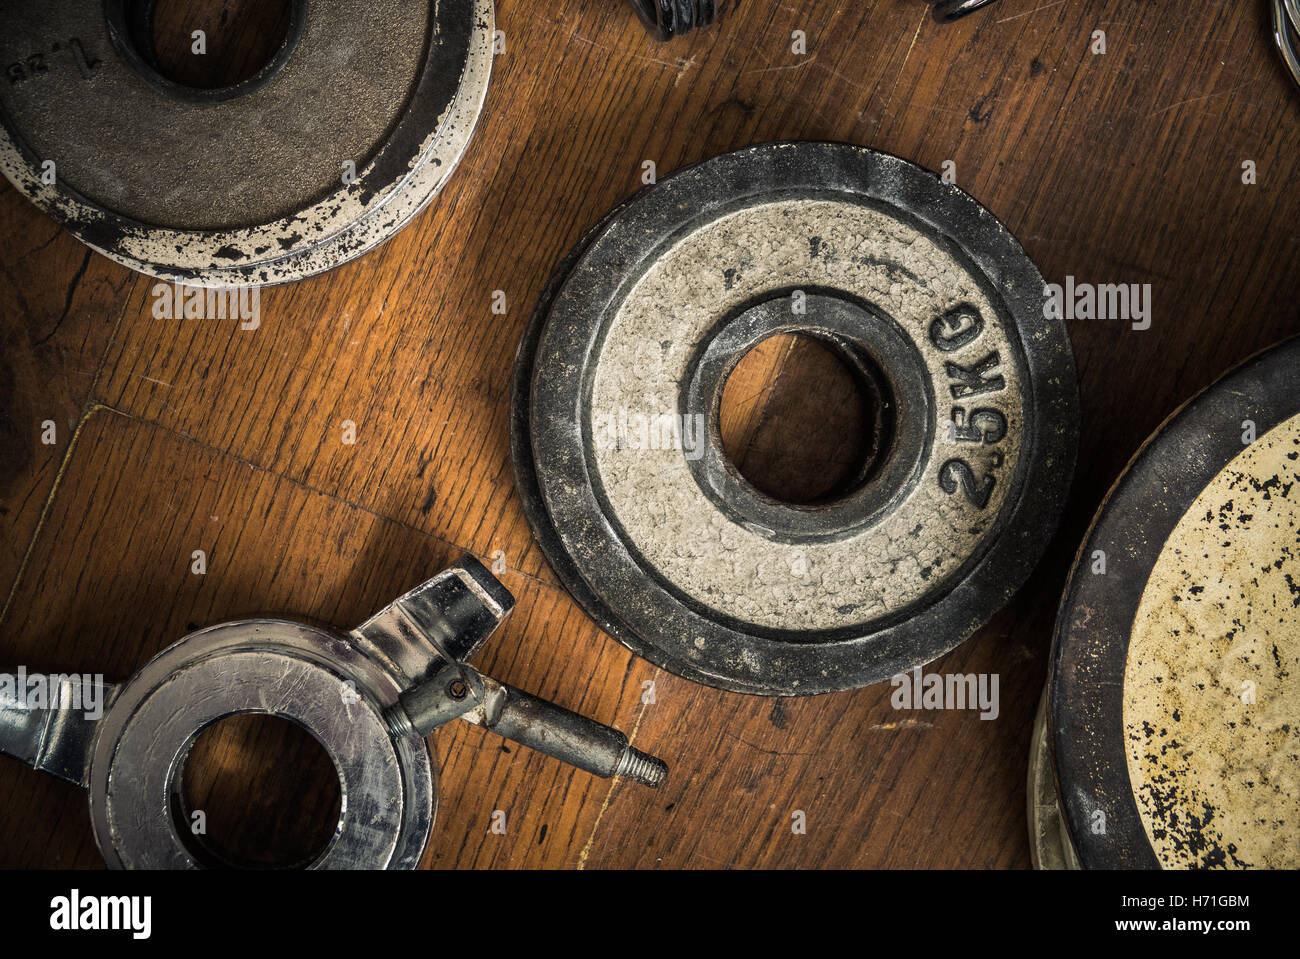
[123, 0, 295, 94]
[718, 332, 891, 506]
[173, 713, 343, 869]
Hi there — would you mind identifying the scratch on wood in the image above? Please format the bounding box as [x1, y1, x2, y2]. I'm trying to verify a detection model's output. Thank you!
[742, 53, 819, 77]
[723, 729, 818, 756]
[134, 374, 176, 389]
[873, 11, 926, 129]
[570, 31, 691, 70]
[996, 0, 1068, 25]
[576, 698, 651, 869]
[1147, 79, 1260, 117]
[33, 249, 91, 348]
[869, 719, 935, 730]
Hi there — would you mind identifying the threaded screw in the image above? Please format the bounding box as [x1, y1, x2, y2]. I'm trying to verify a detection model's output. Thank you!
[616, 746, 668, 787]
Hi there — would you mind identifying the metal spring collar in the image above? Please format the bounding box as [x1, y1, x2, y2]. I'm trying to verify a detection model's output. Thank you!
[629, 1, 1000, 41]
[1277, 0, 1300, 88]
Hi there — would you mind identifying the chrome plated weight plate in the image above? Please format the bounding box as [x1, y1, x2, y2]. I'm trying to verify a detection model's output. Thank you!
[1042, 336, 1300, 869]
[512, 141, 1079, 696]
[88, 617, 436, 869]
[0, 0, 492, 286]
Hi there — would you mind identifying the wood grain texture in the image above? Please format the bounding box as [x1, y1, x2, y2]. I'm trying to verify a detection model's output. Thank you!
[1, 0, 1298, 869]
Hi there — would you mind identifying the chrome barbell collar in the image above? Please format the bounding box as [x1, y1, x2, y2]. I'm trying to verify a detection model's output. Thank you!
[0, 556, 667, 869]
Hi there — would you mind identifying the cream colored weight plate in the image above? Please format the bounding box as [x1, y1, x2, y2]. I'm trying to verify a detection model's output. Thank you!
[1041, 336, 1300, 869]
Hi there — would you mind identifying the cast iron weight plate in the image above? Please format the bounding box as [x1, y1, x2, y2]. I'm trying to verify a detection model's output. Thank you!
[1047, 335, 1300, 869]
[512, 142, 1079, 696]
[0, 0, 493, 286]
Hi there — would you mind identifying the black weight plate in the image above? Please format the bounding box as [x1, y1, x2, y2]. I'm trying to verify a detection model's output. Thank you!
[513, 141, 1079, 696]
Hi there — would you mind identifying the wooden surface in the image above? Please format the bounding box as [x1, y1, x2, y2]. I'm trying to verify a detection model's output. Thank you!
[2, 0, 1298, 869]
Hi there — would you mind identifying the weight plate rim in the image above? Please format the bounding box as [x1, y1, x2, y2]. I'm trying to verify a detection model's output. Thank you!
[511, 194, 646, 679]
[513, 140, 1079, 696]
[1048, 334, 1300, 869]
[1027, 681, 1080, 869]
[0, 0, 493, 287]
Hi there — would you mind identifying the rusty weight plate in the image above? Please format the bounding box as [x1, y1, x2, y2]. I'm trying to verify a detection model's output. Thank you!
[0, 0, 492, 286]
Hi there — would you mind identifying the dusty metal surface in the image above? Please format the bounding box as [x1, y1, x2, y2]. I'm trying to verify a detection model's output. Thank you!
[0, 0, 493, 285]
[512, 141, 1079, 696]
[1049, 335, 1300, 869]
[1123, 411, 1300, 869]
